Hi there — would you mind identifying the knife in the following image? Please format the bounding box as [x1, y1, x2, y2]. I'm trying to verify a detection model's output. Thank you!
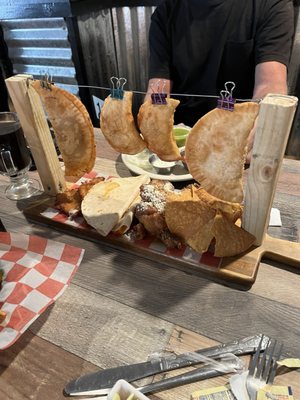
[64, 334, 268, 396]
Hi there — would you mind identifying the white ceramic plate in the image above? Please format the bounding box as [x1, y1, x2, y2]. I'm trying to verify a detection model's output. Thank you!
[121, 149, 193, 182]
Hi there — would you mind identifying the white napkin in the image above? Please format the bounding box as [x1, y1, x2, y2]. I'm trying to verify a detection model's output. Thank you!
[269, 208, 282, 227]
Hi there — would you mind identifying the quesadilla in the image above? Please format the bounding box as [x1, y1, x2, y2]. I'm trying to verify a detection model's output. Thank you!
[81, 175, 150, 236]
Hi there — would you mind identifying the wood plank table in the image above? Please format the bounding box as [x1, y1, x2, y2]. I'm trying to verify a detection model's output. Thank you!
[0, 130, 299, 399]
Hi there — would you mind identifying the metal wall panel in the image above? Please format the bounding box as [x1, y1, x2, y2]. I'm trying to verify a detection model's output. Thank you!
[77, 6, 155, 114]
[1, 17, 78, 93]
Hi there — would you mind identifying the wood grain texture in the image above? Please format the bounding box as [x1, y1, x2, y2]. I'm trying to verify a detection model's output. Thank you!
[243, 94, 298, 245]
[0, 132, 300, 398]
[29, 285, 174, 368]
[0, 331, 100, 400]
[5, 75, 66, 195]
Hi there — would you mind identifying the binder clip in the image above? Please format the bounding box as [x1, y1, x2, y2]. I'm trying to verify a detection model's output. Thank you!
[217, 81, 236, 111]
[40, 72, 53, 90]
[110, 76, 127, 100]
[150, 80, 167, 105]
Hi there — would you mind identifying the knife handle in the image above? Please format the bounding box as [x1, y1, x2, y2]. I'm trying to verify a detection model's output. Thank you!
[139, 366, 224, 394]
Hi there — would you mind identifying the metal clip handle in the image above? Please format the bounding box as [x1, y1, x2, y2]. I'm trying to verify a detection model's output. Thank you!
[150, 79, 167, 104]
[110, 76, 127, 99]
[217, 81, 236, 111]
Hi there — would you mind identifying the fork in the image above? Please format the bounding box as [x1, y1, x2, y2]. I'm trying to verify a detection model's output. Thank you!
[246, 335, 283, 400]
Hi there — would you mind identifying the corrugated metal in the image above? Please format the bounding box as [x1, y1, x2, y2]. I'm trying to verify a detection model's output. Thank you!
[113, 6, 155, 92]
[0, 17, 78, 94]
[77, 6, 156, 112]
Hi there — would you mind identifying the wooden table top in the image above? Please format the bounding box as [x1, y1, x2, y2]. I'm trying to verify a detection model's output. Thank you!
[0, 130, 299, 399]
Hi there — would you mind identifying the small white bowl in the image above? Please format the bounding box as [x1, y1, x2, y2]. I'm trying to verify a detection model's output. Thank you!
[148, 154, 177, 174]
[107, 379, 150, 400]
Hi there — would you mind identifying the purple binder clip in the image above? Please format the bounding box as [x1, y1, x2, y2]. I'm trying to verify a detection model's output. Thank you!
[217, 81, 236, 111]
[110, 76, 127, 100]
[150, 80, 167, 105]
[151, 92, 167, 104]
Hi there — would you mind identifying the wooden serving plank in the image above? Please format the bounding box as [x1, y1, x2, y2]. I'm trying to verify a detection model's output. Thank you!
[23, 196, 300, 290]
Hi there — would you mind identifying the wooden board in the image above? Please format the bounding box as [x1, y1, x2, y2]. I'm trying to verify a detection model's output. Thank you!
[23, 195, 300, 290]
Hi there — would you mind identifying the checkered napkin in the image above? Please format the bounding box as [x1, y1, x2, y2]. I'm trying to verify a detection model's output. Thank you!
[0, 231, 84, 350]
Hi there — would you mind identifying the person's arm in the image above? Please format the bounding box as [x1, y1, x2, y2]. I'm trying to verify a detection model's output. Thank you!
[246, 61, 288, 163]
[253, 61, 288, 100]
[144, 78, 172, 102]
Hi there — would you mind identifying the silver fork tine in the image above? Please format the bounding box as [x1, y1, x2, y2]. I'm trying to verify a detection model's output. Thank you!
[261, 339, 276, 382]
[248, 334, 265, 377]
[268, 341, 283, 384]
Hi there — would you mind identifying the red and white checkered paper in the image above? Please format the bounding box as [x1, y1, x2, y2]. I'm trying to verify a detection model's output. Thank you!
[0, 231, 84, 350]
[40, 171, 222, 271]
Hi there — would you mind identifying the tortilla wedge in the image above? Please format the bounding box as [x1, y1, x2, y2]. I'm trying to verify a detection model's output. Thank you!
[81, 175, 150, 236]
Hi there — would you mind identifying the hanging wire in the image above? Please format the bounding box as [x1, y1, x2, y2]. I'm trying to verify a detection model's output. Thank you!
[46, 81, 261, 103]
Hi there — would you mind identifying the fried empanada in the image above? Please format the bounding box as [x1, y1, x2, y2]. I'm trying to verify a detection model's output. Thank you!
[137, 97, 181, 161]
[32, 81, 96, 178]
[100, 91, 146, 154]
[185, 102, 259, 203]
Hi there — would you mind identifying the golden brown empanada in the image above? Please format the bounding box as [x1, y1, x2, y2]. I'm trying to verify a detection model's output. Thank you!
[32, 81, 96, 178]
[100, 91, 146, 154]
[185, 102, 259, 203]
[137, 97, 181, 161]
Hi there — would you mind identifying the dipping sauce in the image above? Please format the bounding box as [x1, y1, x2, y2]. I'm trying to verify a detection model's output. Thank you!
[173, 126, 190, 147]
[149, 154, 177, 174]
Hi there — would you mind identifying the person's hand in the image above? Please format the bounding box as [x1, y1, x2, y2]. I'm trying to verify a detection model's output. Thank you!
[145, 78, 172, 102]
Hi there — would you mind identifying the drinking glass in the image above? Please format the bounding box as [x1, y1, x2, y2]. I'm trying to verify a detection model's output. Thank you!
[0, 112, 41, 200]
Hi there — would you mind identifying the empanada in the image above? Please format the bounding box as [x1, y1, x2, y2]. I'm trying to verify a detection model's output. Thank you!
[137, 97, 181, 161]
[32, 81, 96, 178]
[185, 102, 259, 203]
[100, 91, 146, 154]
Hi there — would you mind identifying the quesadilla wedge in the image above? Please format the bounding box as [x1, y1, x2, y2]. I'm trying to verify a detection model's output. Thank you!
[81, 175, 150, 236]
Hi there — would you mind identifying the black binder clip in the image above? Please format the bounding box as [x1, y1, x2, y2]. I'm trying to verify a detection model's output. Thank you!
[110, 76, 127, 100]
[217, 81, 236, 111]
[150, 80, 167, 105]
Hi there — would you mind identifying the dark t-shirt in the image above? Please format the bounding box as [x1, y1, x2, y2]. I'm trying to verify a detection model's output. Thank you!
[149, 0, 294, 126]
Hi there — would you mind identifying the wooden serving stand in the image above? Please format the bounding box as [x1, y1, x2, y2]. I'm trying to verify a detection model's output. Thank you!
[5, 75, 300, 289]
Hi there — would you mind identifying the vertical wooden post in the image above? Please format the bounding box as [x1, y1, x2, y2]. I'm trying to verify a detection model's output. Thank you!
[242, 94, 298, 245]
[5, 74, 66, 195]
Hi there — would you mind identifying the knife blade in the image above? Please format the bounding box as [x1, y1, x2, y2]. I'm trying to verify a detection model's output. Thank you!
[64, 334, 268, 396]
